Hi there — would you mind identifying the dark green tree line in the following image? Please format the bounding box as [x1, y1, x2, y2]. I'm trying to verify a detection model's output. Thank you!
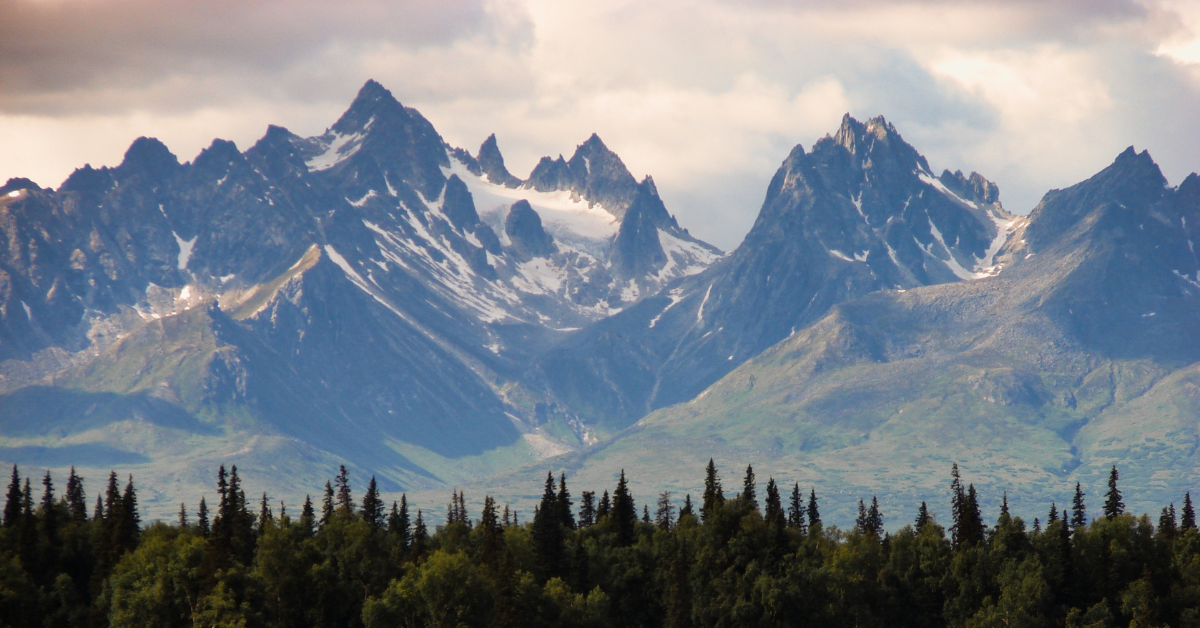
[5, 462, 1200, 628]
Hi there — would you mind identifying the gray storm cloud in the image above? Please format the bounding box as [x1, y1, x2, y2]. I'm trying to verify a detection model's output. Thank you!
[1, 0, 1198, 250]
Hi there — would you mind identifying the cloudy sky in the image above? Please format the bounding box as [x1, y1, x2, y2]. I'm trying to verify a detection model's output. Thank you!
[2, 0, 1199, 249]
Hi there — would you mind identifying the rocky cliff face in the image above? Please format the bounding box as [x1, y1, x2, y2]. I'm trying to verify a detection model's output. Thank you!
[537, 114, 1017, 431]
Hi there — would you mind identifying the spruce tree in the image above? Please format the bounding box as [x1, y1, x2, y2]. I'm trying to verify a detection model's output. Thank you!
[17, 478, 34, 567]
[93, 495, 103, 522]
[764, 479, 785, 531]
[101, 471, 122, 558]
[39, 471, 58, 544]
[258, 492, 273, 532]
[701, 459, 724, 521]
[411, 510, 428, 558]
[178, 503, 188, 528]
[65, 467, 86, 522]
[655, 491, 675, 530]
[808, 489, 821, 530]
[1183, 492, 1196, 530]
[1160, 504, 1178, 538]
[321, 481, 334, 526]
[915, 501, 930, 529]
[643, 504, 651, 523]
[612, 470, 637, 546]
[787, 483, 805, 531]
[1048, 503, 1059, 523]
[1071, 482, 1087, 531]
[950, 463, 966, 548]
[479, 496, 503, 567]
[532, 472, 565, 580]
[118, 475, 140, 551]
[679, 494, 694, 520]
[223, 466, 253, 563]
[556, 474, 575, 530]
[856, 499, 868, 534]
[962, 484, 984, 545]
[446, 490, 459, 525]
[742, 464, 757, 509]
[597, 490, 611, 520]
[387, 501, 400, 533]
[1104, 465, 1124, 519]
[299, 495, 314, 534]
[1032, 518, 1041, 534]
[334, 465, 353, 514]
[3, 465, 21, 527]
[394, 495, 411, 550]
[198, 497, 210, 537]
[867, 496, 882, 536]
[579, 491, 596, 527]
[362, 476, 383, 528]
[213, 465, 229, 542]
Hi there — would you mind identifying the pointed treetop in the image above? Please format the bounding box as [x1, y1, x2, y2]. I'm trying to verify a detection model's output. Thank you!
[742, 464, 757, 508]
[1071, 482, 1088, 530]
[1104, 465, 1124, 520]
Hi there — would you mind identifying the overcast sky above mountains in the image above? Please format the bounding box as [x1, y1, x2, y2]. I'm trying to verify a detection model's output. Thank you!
[2, 0, 1199, 249]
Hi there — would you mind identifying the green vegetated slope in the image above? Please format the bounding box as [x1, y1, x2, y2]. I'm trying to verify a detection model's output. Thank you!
[543, 148, 1200, 526]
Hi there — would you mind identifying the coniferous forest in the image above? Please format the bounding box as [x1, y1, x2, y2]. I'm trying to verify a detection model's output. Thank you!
[2, 461, 1200, 628]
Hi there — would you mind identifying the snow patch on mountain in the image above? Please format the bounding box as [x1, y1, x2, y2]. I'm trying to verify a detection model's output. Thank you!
[349, 190, 376, 207]
[512, 258, 567, 295]
[648, 287, 685, 328]
[975, 212, 1022, 277]
[173, 232, 197, 271]
[445, 156, 618, 243]
[656, 229, 722, 281]
[306, 120, 372, 171]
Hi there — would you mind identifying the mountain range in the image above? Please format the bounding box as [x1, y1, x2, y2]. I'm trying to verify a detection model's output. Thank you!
[2, 79, 1198, 525]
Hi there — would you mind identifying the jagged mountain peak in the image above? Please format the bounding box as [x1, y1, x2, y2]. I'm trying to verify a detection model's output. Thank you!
[518, 133, 641, 217]
[331, 79, 405, 133]
[1025, 146, 1169, 251]
[820, 113, 929, 178]
[0, 178, 41, 195]
[832, 114, 900, 148]
[505, 198, 556, 259]
[193, 139, 241, 172]
[940, 169, 1000, 205]
[118, 136, 181, 181]
[611, 177, 673, 278]
[574, 133, 610, 155]
[477, 133, 522, 188]
[640, 174, 658, 195]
